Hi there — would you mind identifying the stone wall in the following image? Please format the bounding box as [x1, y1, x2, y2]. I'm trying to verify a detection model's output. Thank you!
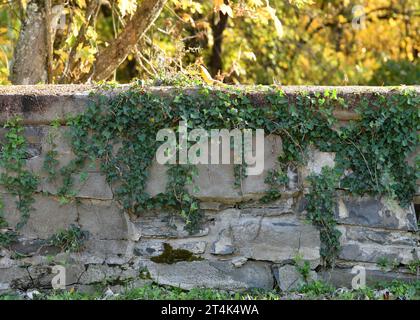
[0, 85, 418, 293]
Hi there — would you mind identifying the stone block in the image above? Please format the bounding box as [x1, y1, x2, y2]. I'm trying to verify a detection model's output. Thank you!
[335, 196, 418, 231]
[209, 209, 321, 267]
[3, 194, 78, 239]
[77, 200, 128, 240]
[146, 260, 274, 290]
[272, 264, 317, 292]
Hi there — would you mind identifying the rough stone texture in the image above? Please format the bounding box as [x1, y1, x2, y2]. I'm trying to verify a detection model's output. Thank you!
[209, 209, 321, 267]
[337, 225, 419, 265]
[0, 86, 418, 293]
[335, 196, 418, 232]
[146, 260, 274, 290]
[272, 264, 317, 292]
[130, 211, 209, 239]
[77, 200, 127, 240]
[300, 147, 336, 187]
[319, 267, 418, 288]
[3, 194, 78, 239]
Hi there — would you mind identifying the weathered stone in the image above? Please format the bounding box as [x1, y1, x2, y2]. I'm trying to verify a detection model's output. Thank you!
[37, 173, 113, 200]
[211, 240, 234, 255]
[191, 136, 282, 203]
[210, 209, 321, 267]
[134, 240, 164, 257]
[3, 194, 78, 239]
[319, 267, 418, 288]
[171, 241, 207, 254]
[131, 211, 209, 238]
[335, 196, 418, 231]
[337, 225, 418, 247]
[145, 161, 168, 197]
[240, 198, 295, 216]
[300, 148, 335, 186]
[108, 279, 154, 294]
[9, 239, 60, 256]
[105, 255, 132, 265]
[200, 202, 225, 211]
[78, 264, 138, 285]
[26, 126, 76, 171]
[78, 200, 127, 240]
[146, 260, 274, 290]
[272, 264, 317, 292]
[307, 148, 336, 175]
[84, 239, 131, 258]
[211, 229, 234, 255]
[231, 256, 247, 268]
[1, 266, 30, 290]
[339, 243, 418, 265]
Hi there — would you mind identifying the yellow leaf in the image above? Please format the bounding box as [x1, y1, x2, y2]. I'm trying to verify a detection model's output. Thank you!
[199, 65, 214, 85]
[219, 4, 233, 17]
[266, 6, 283, 38]
[338, 15, 347, 24]
[76, 0, 86, 9]
[248, 0, 263, 7]
[244, 51, 257, 61]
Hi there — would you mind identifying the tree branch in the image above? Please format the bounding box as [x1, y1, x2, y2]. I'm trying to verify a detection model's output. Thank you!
[81, 0, 168, 82]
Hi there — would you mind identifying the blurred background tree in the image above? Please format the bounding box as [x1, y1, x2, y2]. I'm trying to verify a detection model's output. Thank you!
[0, 0, 418, 85]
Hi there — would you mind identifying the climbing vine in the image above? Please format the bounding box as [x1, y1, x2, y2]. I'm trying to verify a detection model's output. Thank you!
[306, 167, 342, 267]
[62, 84, 418, 243]
[0, 84, 418, 265]
[0, 117, 38, 230]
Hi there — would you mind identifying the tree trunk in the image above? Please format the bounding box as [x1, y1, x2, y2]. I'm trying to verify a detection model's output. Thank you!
[10, 0, 48, 85]
[209, 10, 229, 77]
[82, 0, 168, 82]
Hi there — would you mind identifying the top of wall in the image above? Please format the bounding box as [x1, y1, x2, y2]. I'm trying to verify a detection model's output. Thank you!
[0, 85, 418, 124]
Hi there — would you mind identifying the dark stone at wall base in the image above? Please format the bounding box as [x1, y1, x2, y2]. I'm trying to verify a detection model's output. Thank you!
[319, 267, 418, 289]
[335, 196, 418, 231]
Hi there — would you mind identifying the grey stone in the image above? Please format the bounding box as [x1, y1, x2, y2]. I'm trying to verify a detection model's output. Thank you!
[146, 260, 274, 290]
[231, 256, 247, 268]
[211, 229, 234, 255]
[134, 240, 164, 257]
[210, 209, 321, 267]
[337, 225, 418, 247]
[131, 211, 209, 238]
[239, 197, 295, 216]
[145, 161, 168, 197]
[84, 239, 131, 258]
[335, 196, 418, 231]
[0, 265, 28, 288]
[171, 241, 207, 254]
[37, 173, 113, 200]
[339, 243, 418, 265]
[200, 202, 225, 211]
[211, 240, 234, 255]
[78, 265, 120, 284]
[3, 194, 78, 239]
[9, 239, 60, 256]
[189, 135, 283, 204]
[272, 264, 317, 292]
[319, 267, 418, 289]
[299, 148, 335, 187]
[78, 200, 128, 240]
[337, 225, 419, 265]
